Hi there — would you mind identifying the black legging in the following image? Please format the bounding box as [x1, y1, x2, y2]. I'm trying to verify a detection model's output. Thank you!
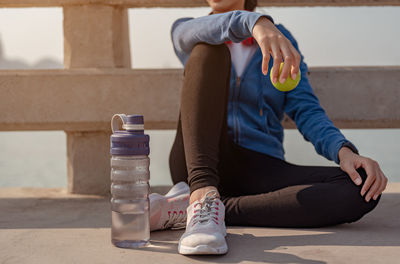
[169, 42, 381, 228]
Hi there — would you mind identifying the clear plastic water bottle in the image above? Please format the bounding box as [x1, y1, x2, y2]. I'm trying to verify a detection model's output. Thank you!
[110, 114, 150, 248]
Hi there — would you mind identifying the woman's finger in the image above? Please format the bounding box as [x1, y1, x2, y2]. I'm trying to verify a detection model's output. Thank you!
[270, 40, 283, 84]
[341, 161, 362, 185]
[259, 41, 271, 75]
[373, 171, 387, 200]
[360, 159, 377, 199]
[278, 39, 293, 83]
[365, 168, 381, 202]
[286, 40, 301, 80]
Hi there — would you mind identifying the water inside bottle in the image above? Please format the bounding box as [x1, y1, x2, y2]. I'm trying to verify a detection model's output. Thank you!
[110, 156, 150, 248]
[111, 210, 150, 248]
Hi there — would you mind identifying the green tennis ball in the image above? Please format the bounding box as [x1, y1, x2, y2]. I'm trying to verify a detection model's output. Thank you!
[270, 62, 301, 92]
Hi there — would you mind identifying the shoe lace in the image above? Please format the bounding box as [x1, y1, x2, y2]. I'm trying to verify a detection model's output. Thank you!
[161, 209, 186, 230]
[192, 190, 220, 226]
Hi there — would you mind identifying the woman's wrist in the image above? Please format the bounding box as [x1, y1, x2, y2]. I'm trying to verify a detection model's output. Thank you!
[338, 146, 356, 162]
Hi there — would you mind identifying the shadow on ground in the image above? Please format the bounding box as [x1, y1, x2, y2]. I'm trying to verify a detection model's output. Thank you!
[143, 193, 399, 263]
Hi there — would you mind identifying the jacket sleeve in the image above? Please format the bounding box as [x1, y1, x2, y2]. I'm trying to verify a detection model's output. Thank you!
[280, 24, 358, 164]
[170, 10, 274, 66]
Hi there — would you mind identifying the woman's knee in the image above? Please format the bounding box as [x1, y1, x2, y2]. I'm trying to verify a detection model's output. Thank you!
[344, 195, 381, 224]
[185, 42, 231, 72]
[340, 168, 382, 223]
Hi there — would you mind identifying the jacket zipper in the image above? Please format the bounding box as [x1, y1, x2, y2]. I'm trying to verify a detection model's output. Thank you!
[230, 47, 260, 145]
[234, 76, 241, 144]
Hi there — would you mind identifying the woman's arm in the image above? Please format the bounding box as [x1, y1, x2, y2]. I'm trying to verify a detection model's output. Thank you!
[171, 10, 300, 84]
[281, 24, 387, 201]
[171, 10, 274, 66]
[278, 24, 351, 164]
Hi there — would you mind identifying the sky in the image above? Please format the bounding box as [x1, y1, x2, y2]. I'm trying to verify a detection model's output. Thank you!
[0, 6, 399, 68]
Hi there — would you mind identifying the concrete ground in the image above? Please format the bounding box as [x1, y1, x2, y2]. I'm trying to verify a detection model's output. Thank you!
[1, 184, 399, 264]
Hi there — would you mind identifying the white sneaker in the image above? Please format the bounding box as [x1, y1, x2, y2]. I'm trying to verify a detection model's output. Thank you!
[149, 181, 190, 231]
[178, 189, 228, 255]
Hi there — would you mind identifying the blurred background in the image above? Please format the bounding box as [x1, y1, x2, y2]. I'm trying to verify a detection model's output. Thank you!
[0, 6, 399, 187]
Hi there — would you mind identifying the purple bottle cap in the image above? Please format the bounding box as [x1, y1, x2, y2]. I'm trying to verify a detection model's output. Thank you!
[110, 114, 150, 156]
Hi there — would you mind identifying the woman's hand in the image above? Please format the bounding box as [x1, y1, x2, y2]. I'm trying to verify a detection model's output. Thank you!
[252, 17, 301, 84]
[338, 147, 388, 202]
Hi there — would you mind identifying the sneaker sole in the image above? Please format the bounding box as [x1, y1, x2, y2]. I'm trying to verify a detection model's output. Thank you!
[178, 244, 228, 255]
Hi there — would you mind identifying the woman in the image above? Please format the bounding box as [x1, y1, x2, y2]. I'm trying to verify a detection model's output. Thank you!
[149, 0, 387, 255]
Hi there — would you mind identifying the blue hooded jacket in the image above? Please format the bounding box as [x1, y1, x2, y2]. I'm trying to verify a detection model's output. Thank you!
[171, 10, 358, 164]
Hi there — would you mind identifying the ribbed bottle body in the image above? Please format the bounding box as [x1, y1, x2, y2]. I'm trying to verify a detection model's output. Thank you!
[110, 155, 150, 248]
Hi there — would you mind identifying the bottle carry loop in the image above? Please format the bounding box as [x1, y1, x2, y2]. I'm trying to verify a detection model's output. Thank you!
[111, 114, 144, 133]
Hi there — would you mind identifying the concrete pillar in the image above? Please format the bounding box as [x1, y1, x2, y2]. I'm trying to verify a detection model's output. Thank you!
[63, 5, 131, 68]
[66, 131, 111, 195]
[63, 4, 131, 194]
